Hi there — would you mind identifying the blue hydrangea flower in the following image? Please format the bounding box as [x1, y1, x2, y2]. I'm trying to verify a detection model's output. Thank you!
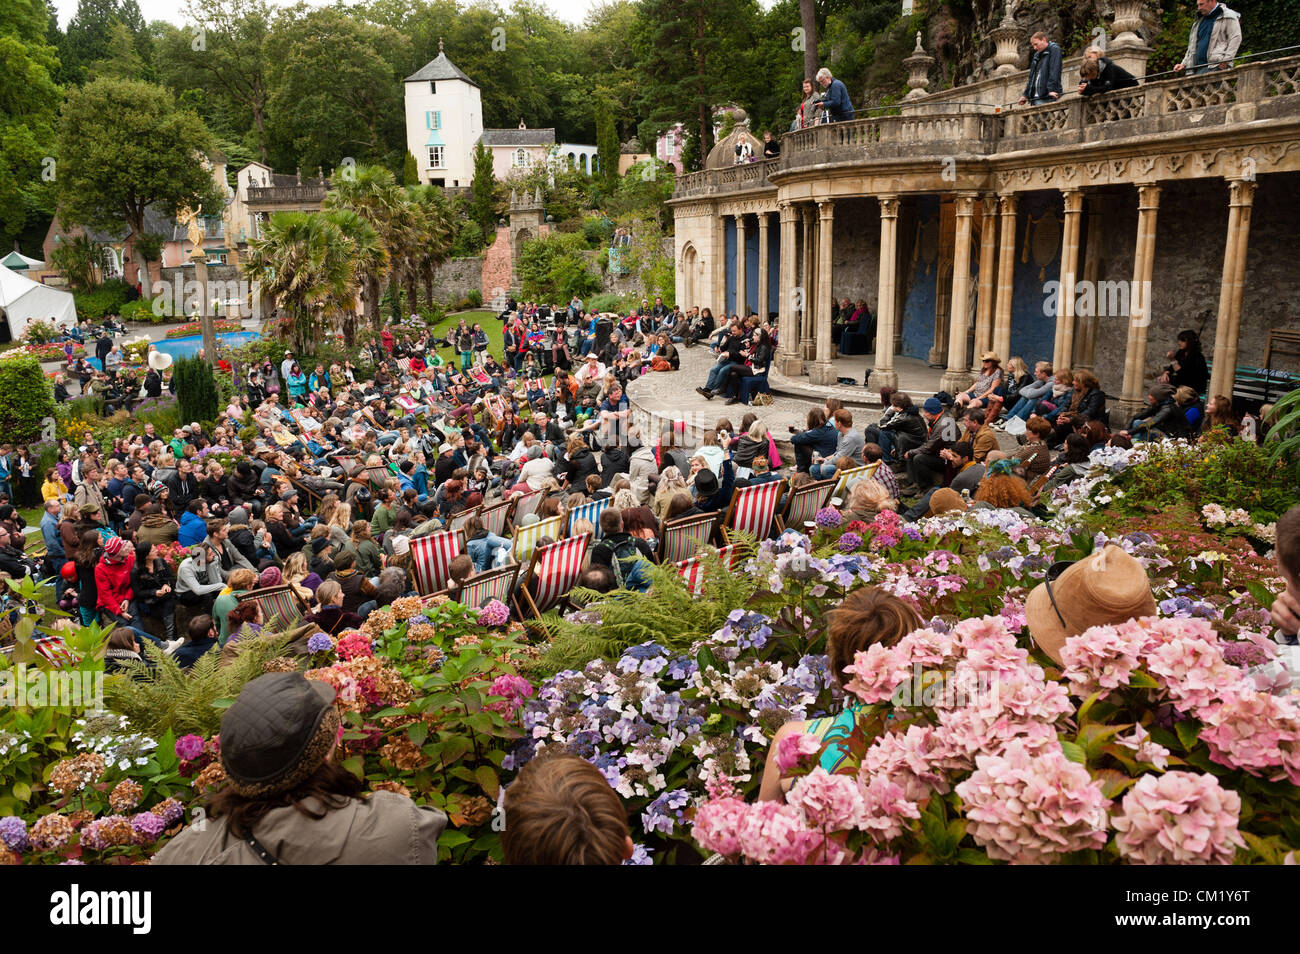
[306, 633, 333, 654]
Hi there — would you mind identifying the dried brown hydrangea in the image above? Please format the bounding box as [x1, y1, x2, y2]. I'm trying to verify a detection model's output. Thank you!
[407, 623, 438, 644]
[0, 847, 19, 866]
[362, 610, 396, 637]
[48, 753, 106, 795]
[193, 761, 228, 792]
[109, 779, 143, 814]
[389, 597, 426, 619]
[30, 814, 75, 851]
[458, 795, 494, 826]
[379, 735, 427, 772]
[369, 780, 411, 797]
[262, 656, 299, 674]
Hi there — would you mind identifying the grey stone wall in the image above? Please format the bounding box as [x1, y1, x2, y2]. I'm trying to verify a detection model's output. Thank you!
[831, 198, 882, 309]
[426, 256, 485, 303]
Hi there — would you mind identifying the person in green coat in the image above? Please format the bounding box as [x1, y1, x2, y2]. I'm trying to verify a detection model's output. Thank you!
[351, 520, 383, 579]
[213, 568, 259, 646]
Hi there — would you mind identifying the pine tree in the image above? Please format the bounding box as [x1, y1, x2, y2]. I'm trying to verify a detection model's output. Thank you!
[468, 140, 498, 237]
[175, 354, 219, 425]
[403, 150, 419, 186]
[595, 96, 619, 192]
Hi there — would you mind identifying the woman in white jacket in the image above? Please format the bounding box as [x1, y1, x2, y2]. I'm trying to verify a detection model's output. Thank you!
[176, 544, 226, 612]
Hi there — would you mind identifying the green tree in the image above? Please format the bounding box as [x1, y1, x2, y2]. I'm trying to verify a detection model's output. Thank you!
[0, 357, 56, 444]
[321, 207, 382, 346]
[55, 77, 224, 270]
[516, 231, 600, 302]
[60, 0, 150, 84]
[264, 6, 410, 173]
[468, 139, 499, 238]
[48, 233, 101, 290]
[595, 96, 620, 192]
[403, 150, 419, 186]
[129, 231, 163, 299]
[406, 184, 454, 311]
[240, 211, 355, 352]
[322, 163, 402, 330]
[0, 0, 62, 249]
[174, 354, 219, 424]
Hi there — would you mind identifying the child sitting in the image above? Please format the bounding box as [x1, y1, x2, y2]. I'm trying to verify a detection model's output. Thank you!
[501, 751, 633, 865]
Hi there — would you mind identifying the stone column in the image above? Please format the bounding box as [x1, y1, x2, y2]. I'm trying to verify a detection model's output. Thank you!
[992, 193, 1018, 365]
[757, 212, 770, 322]
[1052, 190, 1085, 371]
[777, 202, 802, 376]
[873, 195, 901, 392]
[809, 199, 837, 385]
[972, 194, 998, 371]
[713, 214, 728, 318]
[1209, 178, 1257, 399]
[735, 213, 748, 320]
[800, 205, 816, 359]
[1074, 193, 1106, 370]
[940, 194, 978, 395]
[1119, 185, 1162, 415]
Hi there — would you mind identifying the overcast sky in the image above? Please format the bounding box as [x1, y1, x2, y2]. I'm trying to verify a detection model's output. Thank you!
[53, 0, 636, 29]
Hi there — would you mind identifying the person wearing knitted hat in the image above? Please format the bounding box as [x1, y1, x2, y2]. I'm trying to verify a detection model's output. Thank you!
[94, 535, 145, 635]
[155, 672, 447, 864]
[1025, 544, 1157, 664]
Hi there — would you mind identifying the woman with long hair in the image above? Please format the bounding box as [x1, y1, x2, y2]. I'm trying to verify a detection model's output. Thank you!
[652, 465, 687, 519]
[1203, 394, 1240, 437]
[1162, 329, 1209, 394]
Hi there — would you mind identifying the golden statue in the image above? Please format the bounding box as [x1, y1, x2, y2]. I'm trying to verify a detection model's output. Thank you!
[177, 204, 204, 250]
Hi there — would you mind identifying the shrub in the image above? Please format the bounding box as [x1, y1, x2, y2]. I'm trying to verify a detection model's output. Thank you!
[73, 279, 131, 322]
[120, 298, 171, 323]
[465, 288, 482, 308]
[588, 292, 625, 314]
[581, 216, 613, 249]
[0, 356, 56, 443]
[173, 355, 219, 426]
[22, 319, 59, 345]
[516, 231, 601, 303]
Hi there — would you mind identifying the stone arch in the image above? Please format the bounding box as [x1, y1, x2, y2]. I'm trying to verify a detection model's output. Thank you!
[680, 242, 699, 306]
[513, 226, 534, 262]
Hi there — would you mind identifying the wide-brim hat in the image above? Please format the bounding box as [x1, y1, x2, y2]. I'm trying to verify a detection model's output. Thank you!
[220, 673, 339, 798]
[148, 350, 173, 371]
[1025, 545, 1157, 664]
[980, 351, 1001, 364]
[928, 488, 966, 516]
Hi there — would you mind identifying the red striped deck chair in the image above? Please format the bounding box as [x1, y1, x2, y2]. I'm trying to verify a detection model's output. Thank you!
[657, 511, 718, 564]
[778, 478, 836, 532]
[479, 499, 512, 536]
[832, 462, 879, 502]
[409, 529, 464, 595]
[721, 479, 786, 544]
[396, 357, 412, 374]
[567, 497, 610, 538]
[513, 513, 564, 562]
[448, 505, 481, 533]
[469, 366, 492, 386]
[333, 454, 361, 477]
[236, 584, 308, 629]
[452, 563, 520, 610]
[674, 544, 741, 596]
[509, 490, 543, 526]
[517, 533, 591, 618]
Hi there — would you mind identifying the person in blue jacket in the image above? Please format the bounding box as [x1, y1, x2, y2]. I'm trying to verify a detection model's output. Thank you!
[1020, 32, 1063, 105]
[813, 67, 855, 122]
[177, 499, 210, 547]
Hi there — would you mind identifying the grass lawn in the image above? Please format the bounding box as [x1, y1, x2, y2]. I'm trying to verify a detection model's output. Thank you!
[432, 310, 504, 359]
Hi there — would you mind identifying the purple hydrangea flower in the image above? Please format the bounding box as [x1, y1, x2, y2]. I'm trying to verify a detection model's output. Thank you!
[175, 734, 205, 762]
[0, 816, 30, 852]
[307, 632, 334, 654]
[130, 811, 167, 842]
[838, 532, 863, 552]
[814, 507, 843, 529]
[478, 599, 511, 627]
[152, 799, 185, 826]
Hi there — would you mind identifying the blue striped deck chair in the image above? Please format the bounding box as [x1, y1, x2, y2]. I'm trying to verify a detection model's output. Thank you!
[778, 478, 836, 532]
[451, 563, 521, 610]
[567, 497, 610, 538]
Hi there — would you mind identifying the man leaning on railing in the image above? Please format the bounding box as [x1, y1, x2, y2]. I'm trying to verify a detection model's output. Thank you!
[1174, 0, 1242, 75]
[1019, 31, 1063, 106]
[812, 67, 855, 123]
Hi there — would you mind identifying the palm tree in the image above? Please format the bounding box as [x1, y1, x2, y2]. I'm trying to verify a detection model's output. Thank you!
[405, 185, 454, 314]
[323, 165, 403, 331]
[322, 208, 383, 347]
[240, 211, 354, 353]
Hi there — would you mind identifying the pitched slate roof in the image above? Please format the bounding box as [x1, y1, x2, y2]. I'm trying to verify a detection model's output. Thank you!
[405, 51, 479, 88]
[480, 127, 556, 147]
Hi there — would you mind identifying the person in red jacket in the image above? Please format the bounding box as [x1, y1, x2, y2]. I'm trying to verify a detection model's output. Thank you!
[95, 535, 139, 630]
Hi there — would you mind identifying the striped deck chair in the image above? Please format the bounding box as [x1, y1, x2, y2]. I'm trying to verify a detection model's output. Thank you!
[395, 357, 412, 374]
[236, 584, 308, 629]
[513, 513, 564, 562]
[468, 366, 492, 386]
[448, 505, 481, 533]
[517, 533, 591, 618]
[287, 474, 323, 513]
[410, 529, 463, 595]
[675, 544, 741, 596]
[509, 490, 543, 526]
[657, 511, 718, 564]
[721, 479, 787, 544]
[479, 499, 512, 536]
[778, 478, 836, 531]
[832, 462, 880, 502]
[567, 497, 610, 539]
[452, 563, 520, 610]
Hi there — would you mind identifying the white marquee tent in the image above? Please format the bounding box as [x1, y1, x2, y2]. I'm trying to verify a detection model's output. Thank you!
[0, 264, 76, 342]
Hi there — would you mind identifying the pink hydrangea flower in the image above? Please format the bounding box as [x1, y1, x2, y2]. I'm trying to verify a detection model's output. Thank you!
[855, 774, 921, 844]
[1199, 688, 1300, 784]
[692, 796, 749, 858]
[862, 724, 952, 802]
[894, 627, 958, 668]
[335, 632, 373, 661]
[1116, 724, 1170, 770]
[955, 740, 1110, 864]
[1111, 771, 1245, 865]
[485, 674, 534, 718]
[775, 732, 823, 773]
[1060, 623, 1145, 698]
[1142, 629, 1243, 713]
[785, 768, 866, 831]
[951, 616, 1030, 675]
[843, 643, 911, 704]
[175, 734, 205, 762]
[477, 599, 511, 627]
[735, 801, 820, 865]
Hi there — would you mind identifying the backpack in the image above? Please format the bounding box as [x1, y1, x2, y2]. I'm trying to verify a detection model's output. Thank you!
[606, 537, 650, 591]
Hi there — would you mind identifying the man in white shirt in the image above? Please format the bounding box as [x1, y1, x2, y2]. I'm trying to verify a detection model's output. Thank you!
[575, 354, 606, 387]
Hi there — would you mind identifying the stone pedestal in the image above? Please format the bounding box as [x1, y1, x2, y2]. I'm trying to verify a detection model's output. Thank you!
[991, 2, 1024, 78]
[192, 246, 216, 366]
[903, 33, 935, 101]
[1109, 0, 1152, 78]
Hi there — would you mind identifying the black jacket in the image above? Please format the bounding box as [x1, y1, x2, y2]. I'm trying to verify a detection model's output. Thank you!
[1167, 348, 1209, 395]
[883, 407, 928, 453]
[599, 447, 631, 487]
[560, 447, 601, 487]
[228, 526, 259, 567]
[131, 558, 174, 605]
[267, 519, 302, 556]
[166, 473, 198, 515]
[1080, 57, 1139, 96]
[227, 471, 262, 506]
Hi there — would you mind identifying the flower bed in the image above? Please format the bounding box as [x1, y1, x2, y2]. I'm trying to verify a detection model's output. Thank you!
[163, 320, 242, 339]
[1, 439, 1297, 865]
[5, 342, 85, 362]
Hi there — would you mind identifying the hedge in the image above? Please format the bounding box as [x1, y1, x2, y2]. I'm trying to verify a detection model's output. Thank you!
[0, 356, 57, 444]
